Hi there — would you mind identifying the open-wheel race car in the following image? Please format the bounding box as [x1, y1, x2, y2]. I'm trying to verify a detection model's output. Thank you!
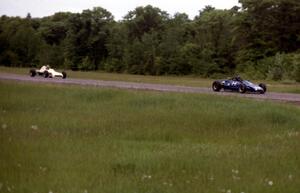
[212, 76, 266, 94]
[30, 65, 67, 79]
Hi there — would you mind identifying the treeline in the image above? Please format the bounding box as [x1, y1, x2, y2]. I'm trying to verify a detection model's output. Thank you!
[0, 0, 300, 81]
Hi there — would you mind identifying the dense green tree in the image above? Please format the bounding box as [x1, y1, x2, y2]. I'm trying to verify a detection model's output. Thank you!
[194, 8, 236, 74]
[64, 7, 113, 70]
[124, 5, 168, 41]
[0, 2, 300, 81]
[37, 43, 65, 68]
[105, 23, 128, 72]
[0, 16, 42, 66]
[154, 13, 194, 75]
[39, 12, 71, 45]
[236, 0, 300, 62]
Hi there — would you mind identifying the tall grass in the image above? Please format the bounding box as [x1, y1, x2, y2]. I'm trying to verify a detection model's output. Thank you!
[0, 80, 299, 193]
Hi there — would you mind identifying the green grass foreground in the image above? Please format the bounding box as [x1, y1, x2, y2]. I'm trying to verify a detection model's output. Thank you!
[1, 66, 300, 93]
[0, 81, 299, 193]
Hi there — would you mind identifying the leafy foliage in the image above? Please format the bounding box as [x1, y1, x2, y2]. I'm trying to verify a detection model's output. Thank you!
[0, 1, 300, 81]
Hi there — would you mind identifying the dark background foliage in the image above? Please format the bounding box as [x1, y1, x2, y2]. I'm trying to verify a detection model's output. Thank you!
[0, 0, 299, 81]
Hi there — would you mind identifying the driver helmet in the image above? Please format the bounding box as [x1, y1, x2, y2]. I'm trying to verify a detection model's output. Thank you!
[236, 75, 242, 81]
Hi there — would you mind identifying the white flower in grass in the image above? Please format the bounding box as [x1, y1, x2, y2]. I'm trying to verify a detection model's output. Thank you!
[232, 175, 241, 180]
[49, 190, 53, 193]
[83, 190, 88, 193]
[288, 174, 293, 180]
[268, 180, 273, 186]
[231, 169, 239, 174]
[226, 189, 231, 193]
[2, 124, 7, 129]
[31, 125, 38, 130]
[287, 130, 299, 137]
[39, 166, 47, 172]
[141, 174, 152, 180]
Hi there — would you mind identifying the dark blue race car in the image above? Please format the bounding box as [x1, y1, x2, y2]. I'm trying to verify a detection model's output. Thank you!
[212, 76, 267, 94]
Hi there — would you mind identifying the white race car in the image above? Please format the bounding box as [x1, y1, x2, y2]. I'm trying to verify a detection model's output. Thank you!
[30, 65, 67, 79]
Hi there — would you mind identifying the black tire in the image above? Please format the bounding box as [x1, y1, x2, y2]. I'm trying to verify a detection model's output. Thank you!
[62, 71, 67, 79]
[259, 83, 267, 94]
[238, 84, 246, 93]
[43, 71, 49, 78]
[30, 69, 36, 77]
[212, 81, 222, 92]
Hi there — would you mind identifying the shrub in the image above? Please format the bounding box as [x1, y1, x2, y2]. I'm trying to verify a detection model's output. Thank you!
[104, 58, 124, 72]
[0, 50, 19, 66]
[294, 65, 300, 82]
[79, 56, 95, 71]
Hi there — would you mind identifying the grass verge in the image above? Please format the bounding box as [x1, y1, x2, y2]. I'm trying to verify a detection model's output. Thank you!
[0, 80, 299, 193]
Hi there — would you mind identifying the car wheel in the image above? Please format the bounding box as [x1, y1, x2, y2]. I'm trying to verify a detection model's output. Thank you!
[62, 71, 67, 79]
[259, 83, 266, 94]
[212, 81, 222, 92]
[30, 69, 36, 77]
[43, 71, 49, 78]
[239, 84, 246, 93]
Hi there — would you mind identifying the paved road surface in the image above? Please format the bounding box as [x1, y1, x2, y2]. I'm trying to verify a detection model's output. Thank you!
[1, 72, 300, 104]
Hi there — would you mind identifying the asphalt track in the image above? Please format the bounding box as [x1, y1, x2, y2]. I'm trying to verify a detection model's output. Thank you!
[1, 72, 300, 105]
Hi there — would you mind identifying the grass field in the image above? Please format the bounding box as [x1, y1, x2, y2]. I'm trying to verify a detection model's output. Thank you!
[0, 80, 299, 193]
[1, 66, 300, 94]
